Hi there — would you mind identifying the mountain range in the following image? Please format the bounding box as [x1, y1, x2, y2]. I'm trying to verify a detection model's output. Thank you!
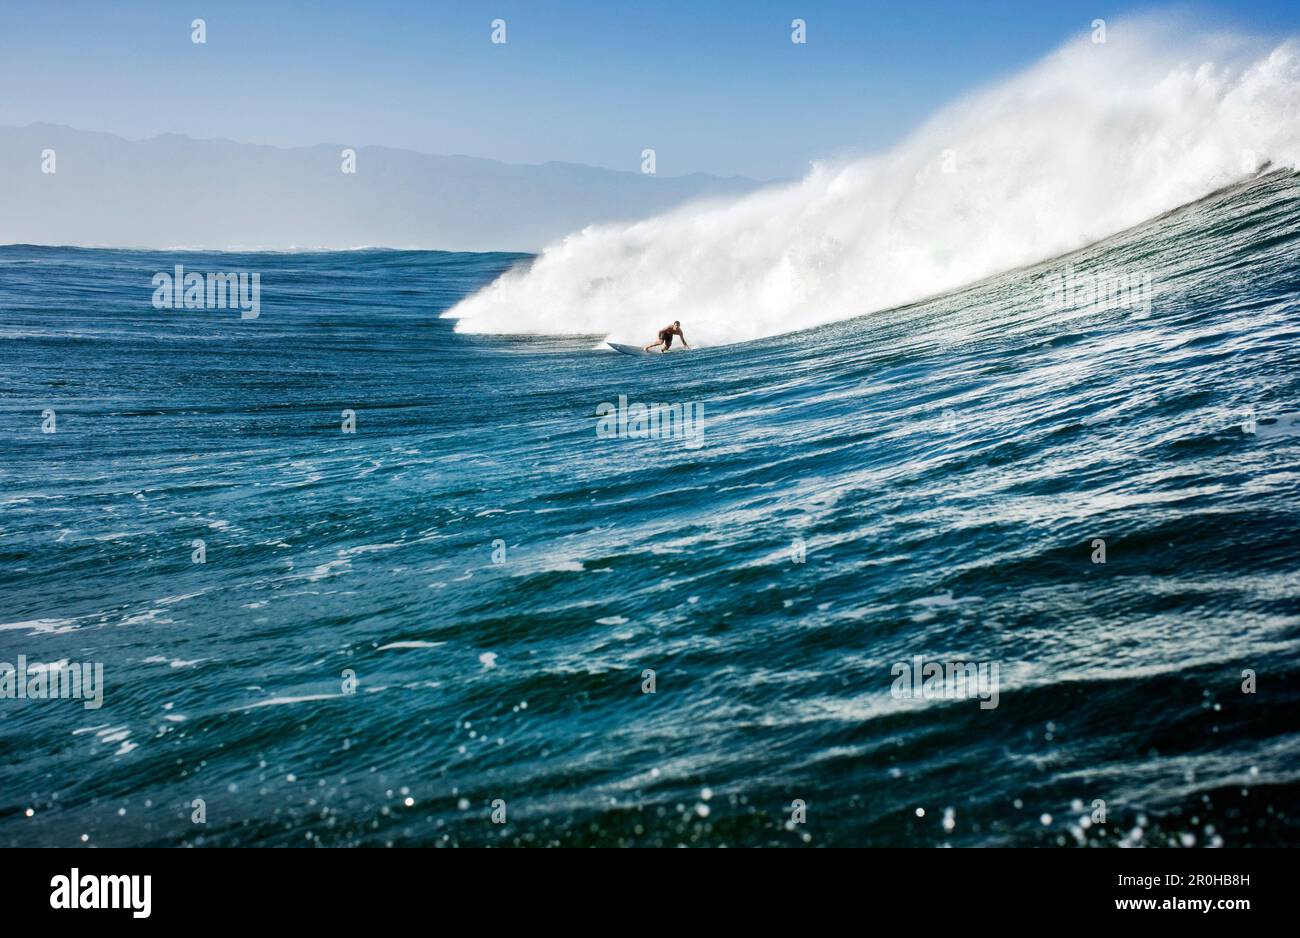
[0, 124, 766, 252]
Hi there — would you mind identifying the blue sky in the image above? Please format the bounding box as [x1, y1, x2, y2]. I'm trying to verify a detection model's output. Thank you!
[2, 0, 1298, 179]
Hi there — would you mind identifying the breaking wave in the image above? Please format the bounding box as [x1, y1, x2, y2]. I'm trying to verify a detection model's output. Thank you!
[445, 19, 1300, 345]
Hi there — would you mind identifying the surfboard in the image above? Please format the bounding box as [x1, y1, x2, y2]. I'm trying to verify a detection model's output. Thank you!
[607, 342, 685, 357]
[607, 343, 653, 356]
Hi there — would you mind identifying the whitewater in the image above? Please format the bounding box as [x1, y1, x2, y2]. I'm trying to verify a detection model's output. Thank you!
[444, 21, 1300, 345]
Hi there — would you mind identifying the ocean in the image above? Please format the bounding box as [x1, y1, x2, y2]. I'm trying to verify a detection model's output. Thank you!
[1, 167, 1298, 847]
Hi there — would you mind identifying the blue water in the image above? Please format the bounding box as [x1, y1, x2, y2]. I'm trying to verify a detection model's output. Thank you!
[1, 171, 1299, 847]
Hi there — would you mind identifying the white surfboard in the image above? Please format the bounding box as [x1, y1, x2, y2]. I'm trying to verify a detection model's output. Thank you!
[607, 342, 685, 357]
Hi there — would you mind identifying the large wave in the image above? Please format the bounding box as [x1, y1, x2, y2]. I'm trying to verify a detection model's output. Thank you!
[445, 19, 1300, 345]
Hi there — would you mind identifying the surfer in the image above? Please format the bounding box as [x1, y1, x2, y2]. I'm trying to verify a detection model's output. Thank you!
[644, 321, 689, 353]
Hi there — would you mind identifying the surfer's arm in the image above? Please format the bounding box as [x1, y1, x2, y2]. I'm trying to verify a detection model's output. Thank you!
[679, 331, 689, 348]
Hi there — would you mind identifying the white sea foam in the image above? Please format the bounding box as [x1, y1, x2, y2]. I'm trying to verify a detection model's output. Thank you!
[236, 693, 339, 710]
[0, 618, 77, 634]
[445, 20, 1300, 345]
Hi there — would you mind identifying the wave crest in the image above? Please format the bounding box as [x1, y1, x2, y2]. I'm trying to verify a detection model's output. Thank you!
[446, 21, 1300, 345]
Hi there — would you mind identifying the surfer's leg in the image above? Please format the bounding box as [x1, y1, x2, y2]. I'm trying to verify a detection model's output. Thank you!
[644, 341, 663, 352]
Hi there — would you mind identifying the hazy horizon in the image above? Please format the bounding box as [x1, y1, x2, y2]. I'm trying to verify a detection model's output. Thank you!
[3, 120, 769, 182]
[0, 123, 767, 251]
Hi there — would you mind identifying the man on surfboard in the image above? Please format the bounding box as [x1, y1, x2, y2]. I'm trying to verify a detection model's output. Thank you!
[644, 321, 689, 353]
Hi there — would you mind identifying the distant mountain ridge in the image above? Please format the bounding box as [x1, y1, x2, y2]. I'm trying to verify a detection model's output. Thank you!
[0, 124, 766, 252]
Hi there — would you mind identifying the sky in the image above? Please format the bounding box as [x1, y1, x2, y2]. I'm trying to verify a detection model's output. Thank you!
[2, 0, 1299, 180]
